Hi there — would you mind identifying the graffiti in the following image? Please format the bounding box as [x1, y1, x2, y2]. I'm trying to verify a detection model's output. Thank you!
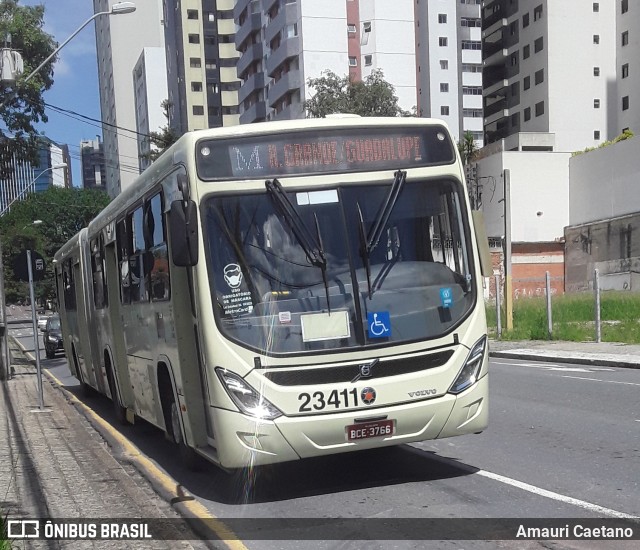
[514, 286, 559, 300]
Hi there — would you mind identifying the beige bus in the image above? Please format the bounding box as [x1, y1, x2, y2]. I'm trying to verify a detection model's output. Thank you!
[55, 117, 491, 470]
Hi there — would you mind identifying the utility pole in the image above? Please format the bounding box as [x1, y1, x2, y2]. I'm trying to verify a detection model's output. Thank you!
[0, 240, 8, 381]
[504, 169, 513, 330]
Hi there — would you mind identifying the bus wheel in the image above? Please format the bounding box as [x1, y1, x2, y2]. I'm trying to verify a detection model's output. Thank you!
[72, 346, 92, 397]
[105, 358, 127, 425]
[165, 391, 202, 471]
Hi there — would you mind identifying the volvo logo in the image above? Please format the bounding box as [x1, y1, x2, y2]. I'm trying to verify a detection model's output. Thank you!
[351, 358, 379, 383]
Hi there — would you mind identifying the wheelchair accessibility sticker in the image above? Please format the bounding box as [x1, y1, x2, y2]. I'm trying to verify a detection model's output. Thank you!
[367, 311, 391, 338]
[440, 287, 453, 309]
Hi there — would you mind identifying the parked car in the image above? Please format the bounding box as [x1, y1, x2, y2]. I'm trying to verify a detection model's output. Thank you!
[38, 316, 49, 331]
[43, 315, 63, 359]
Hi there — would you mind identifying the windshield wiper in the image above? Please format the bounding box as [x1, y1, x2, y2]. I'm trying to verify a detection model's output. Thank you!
[359, 170, 407, 299]
[265, 179, 331, 313]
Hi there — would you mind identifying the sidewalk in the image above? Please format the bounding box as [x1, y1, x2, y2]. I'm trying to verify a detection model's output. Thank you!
[0, 339, 213, 549]
[489, 338, 640, 369]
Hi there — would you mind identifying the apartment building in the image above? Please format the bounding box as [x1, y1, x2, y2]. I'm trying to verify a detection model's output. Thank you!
[482, 0, 616, 152]
[80, 137, 106, 191]
[0, 138, 71, 215]
[415, 0, 483, 145]
[133, 48, 168, 172]
[163, 0, 240, 135]
[617, 0, 638, 134]
[235, 0, 416, 124]
[94, 0, 164, 197]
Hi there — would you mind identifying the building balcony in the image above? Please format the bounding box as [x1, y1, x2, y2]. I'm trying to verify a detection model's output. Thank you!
[265, 3, 298, 45]
[483, 17, 506, 39]
[233, 0, 252, 21]
[219, 42, 239, 60]
[263, 0, 278, 16]
[484, 97, 507, 119]
[240, 100, 268, 124]
[268, 70, 302, 108]
[271, 101, 304, 121]
[239, 72, 266, 105]
[265, 36, 300, 77]
[485, 123, 511, 145]
[236, 12, 261, 50]
[482, 3, 505, 30]
[236, 42, 264, 79]
[483, 38, 505, 60]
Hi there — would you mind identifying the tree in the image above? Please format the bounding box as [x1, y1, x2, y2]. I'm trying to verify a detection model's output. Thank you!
[0, 187, 110, 304]
[0, 0, 57, 176]
[458, 130, 478, 166]
[140, 100, 180, 164]
[304, 69, 411, 118]
[458, 131, 481, 209]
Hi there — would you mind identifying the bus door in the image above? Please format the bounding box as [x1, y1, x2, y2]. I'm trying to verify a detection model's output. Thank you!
[69, 257, 99, 391]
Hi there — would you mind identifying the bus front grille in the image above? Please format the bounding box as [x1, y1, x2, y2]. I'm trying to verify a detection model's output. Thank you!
[262, 349, 454, 386]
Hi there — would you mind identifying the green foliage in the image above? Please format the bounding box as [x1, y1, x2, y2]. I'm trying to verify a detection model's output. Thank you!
[572, 129, 634, 156]
[0, 186, 110, 305]
[304, 69, 412, 118]
[457, 131, 478, 165]
[0, 0, 57, 175]
[487, 291, 640, 344]
[140, 99, 180, 163]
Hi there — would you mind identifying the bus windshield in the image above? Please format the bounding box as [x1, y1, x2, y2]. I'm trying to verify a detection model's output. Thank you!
[204, 178, 474, 355]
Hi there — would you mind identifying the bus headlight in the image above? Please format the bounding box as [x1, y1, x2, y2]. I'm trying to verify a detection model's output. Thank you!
[448, 335, 487, 395]
[216, 368, 282, 420]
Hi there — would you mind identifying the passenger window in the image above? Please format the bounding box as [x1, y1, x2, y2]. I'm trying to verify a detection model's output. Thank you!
[147, 193, 171, 301]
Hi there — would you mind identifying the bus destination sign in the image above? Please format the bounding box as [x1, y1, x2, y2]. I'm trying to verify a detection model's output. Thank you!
[196, 126, 455, 180]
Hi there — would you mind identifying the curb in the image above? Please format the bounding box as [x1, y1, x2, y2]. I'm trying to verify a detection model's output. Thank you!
[9, 336, 248, 550]
[489, 350, 640, 370]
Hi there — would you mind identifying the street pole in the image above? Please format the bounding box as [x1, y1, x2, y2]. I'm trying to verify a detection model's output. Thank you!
[594, 268, 601, 343]
[503, 169, 513, 331]
[0, 240, 9, 381]
[495, 274, 502, 340]
[27, 250, 44, 410]
[545, 271, 552, 340]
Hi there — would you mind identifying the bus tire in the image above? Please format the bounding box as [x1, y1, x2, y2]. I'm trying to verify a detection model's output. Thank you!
[159, 369, 202, 471]
[105, 355, 127, 425]
[72, 345, 92, 397]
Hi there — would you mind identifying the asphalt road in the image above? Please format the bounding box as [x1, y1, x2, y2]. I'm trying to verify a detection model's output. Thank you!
[8, 318, 639, 549]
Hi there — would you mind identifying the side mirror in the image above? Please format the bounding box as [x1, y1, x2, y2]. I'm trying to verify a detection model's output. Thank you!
[170, 200, 199, 267]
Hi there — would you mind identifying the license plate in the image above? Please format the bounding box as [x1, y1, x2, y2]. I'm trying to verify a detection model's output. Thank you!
[346, 419, 395, 441]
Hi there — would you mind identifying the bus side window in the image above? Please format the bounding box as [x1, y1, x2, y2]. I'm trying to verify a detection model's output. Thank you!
[130, 206, 149, 303]
[116, 218, 132, 304]
[91, 236, 108, 309]
[147, 193, 171, 301]
[63, 260, 76, 311]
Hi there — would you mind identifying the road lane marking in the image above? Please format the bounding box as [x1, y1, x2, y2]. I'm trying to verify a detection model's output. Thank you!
[418, 450, 638, 520]
[475, 470, 639, 520]
[562, 375, 640, 387]
[413, 447, 640, 520]
[492, 361, 615, 373]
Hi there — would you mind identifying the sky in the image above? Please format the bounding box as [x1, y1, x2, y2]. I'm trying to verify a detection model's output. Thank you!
[21, 0, 107, 186]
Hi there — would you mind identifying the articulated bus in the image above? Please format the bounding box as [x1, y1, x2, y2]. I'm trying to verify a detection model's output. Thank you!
[54, 117, 492, 470]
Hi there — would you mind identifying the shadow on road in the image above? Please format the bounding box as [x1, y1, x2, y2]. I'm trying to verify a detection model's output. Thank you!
[60, 380, 479, 506]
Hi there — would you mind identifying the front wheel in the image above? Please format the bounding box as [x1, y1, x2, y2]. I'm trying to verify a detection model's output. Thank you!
[165, 392, 202, 471]
[105, 360, 127, 425]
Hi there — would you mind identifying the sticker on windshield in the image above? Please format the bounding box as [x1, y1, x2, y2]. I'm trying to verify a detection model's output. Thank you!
[223, 263, 243, 289]
[221, 263, 253, 315]
[440, 287, 453, 309]
[367, 311, 391, 339]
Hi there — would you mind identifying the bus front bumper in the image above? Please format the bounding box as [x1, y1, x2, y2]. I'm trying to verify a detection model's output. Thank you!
[213, 375, 488, 469]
